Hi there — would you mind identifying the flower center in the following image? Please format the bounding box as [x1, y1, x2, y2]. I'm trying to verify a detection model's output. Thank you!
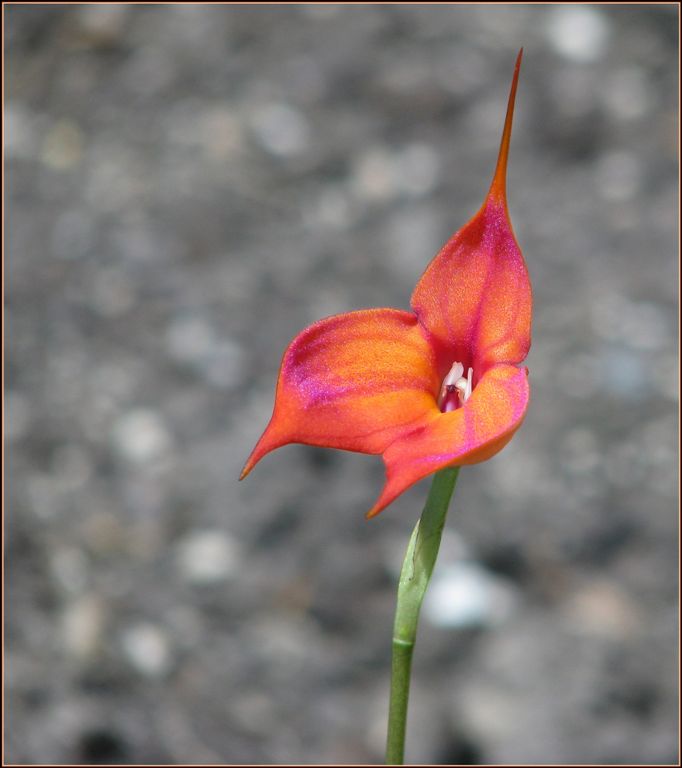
[437, 362, 473, 413]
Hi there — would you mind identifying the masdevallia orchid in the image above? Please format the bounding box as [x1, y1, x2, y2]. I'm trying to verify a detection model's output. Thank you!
[241, 52, 531, 518]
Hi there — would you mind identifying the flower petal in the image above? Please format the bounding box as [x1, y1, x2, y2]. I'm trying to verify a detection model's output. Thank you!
[411, 50, 531, 371]
[366, 364, 529, 518]
[240, 308, 440, 478]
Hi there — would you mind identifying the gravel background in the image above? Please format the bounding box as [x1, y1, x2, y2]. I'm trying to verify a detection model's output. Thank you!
[6, 4, 679, 765]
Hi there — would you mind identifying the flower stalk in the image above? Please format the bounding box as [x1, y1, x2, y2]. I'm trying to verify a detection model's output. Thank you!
[386, 466, 460, 764]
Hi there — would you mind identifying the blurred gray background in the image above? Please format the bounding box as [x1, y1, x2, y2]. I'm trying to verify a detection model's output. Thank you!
[6, 4, 679, 765]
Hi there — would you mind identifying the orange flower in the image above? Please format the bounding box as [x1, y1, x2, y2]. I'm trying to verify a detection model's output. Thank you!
[241, 51, 531, 518]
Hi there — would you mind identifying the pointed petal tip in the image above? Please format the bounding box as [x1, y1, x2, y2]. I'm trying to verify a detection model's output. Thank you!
[363, 471, 411, 520]
[239, 421, 285, 481]
[364, 483, 394, 519]
[238, 451, 258, 481]
[488, 49, 523, 203]
[364, 474, 399, 519]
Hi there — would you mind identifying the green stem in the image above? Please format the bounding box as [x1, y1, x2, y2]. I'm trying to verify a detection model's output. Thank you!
[385, 466, 460, 765]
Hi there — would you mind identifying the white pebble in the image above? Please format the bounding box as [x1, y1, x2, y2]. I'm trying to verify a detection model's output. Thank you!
[175, 529, 240, 585]
[165, 315, 216, 366]
[250, 102, 310, 157]
[603, 67, 651, 122]
[621, 301, 669, 351]
[201, 107, 244, 160]
[423, 562, 517, 629]
[304, 186, 351, 231]
[395, 143, 440, 197]
[595, 151, 641, 203]
[5, 103, 38, 160]
[121, 623, 172, 678]
[62, 594, 105, 660]
[41, 119, 84, 171]
[75, 4, 128, 41]
[561, 581, 639, 637]
[111, 409, 173, 465]
[600, 347, 648, 399]
[385, 207, 440, 281]
[51, 547, 89, 596]
[545, 6, 610, 63]
[203, 339, 245, 390]
[350, 147, 398, 203]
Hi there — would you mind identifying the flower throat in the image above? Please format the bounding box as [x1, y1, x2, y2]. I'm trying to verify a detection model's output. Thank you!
[437, 362, 473, 412]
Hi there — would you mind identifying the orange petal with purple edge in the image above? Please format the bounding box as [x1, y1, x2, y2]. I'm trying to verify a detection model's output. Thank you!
[240, 308, 440, 479]
[366, 364, 529, 518]
[411, 50, 531, 371]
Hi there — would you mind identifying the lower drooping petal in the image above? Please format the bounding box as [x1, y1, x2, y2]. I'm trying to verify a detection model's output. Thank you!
[240, 308, 440, 478]
[366, 364, 530, 518]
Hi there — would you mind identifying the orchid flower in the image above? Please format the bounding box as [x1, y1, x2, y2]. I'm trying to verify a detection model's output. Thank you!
[241, 51, 531, 519]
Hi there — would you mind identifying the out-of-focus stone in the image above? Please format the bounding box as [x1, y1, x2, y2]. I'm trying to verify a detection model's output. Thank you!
[6, 391, 30, 442]
[174, 529, 240, 586]
[50, 444, 93, 493]
[111, 409, 173, 465]
[560, 580, 641, 638]
[121, 622, 172, 678]
[165, 315, 216, 366]
[423, 562, 518, 629]
[596, 151, 642, 203]
[350, 147, 398, 203]
[603, 67, 651, 122]
[202, 339, 245, 390]
[5, 103, 38, 160]
[50, 210, 96, 261]
[545, 6, 610, 63]
[91, 269, 136, 318]
[394, 143, 440, 198]
[73, 4, 129, 47]
[61, 594, 106, 660]
[50, 547, 90, 596]
[41, 120, 84, 171]
[250, 102, 310, 158]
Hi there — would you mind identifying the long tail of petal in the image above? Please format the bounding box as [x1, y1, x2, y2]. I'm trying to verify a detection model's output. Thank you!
[239, 421, 282, 480]
[488, 48, 523, 204]
[239, 308, 440, 481]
